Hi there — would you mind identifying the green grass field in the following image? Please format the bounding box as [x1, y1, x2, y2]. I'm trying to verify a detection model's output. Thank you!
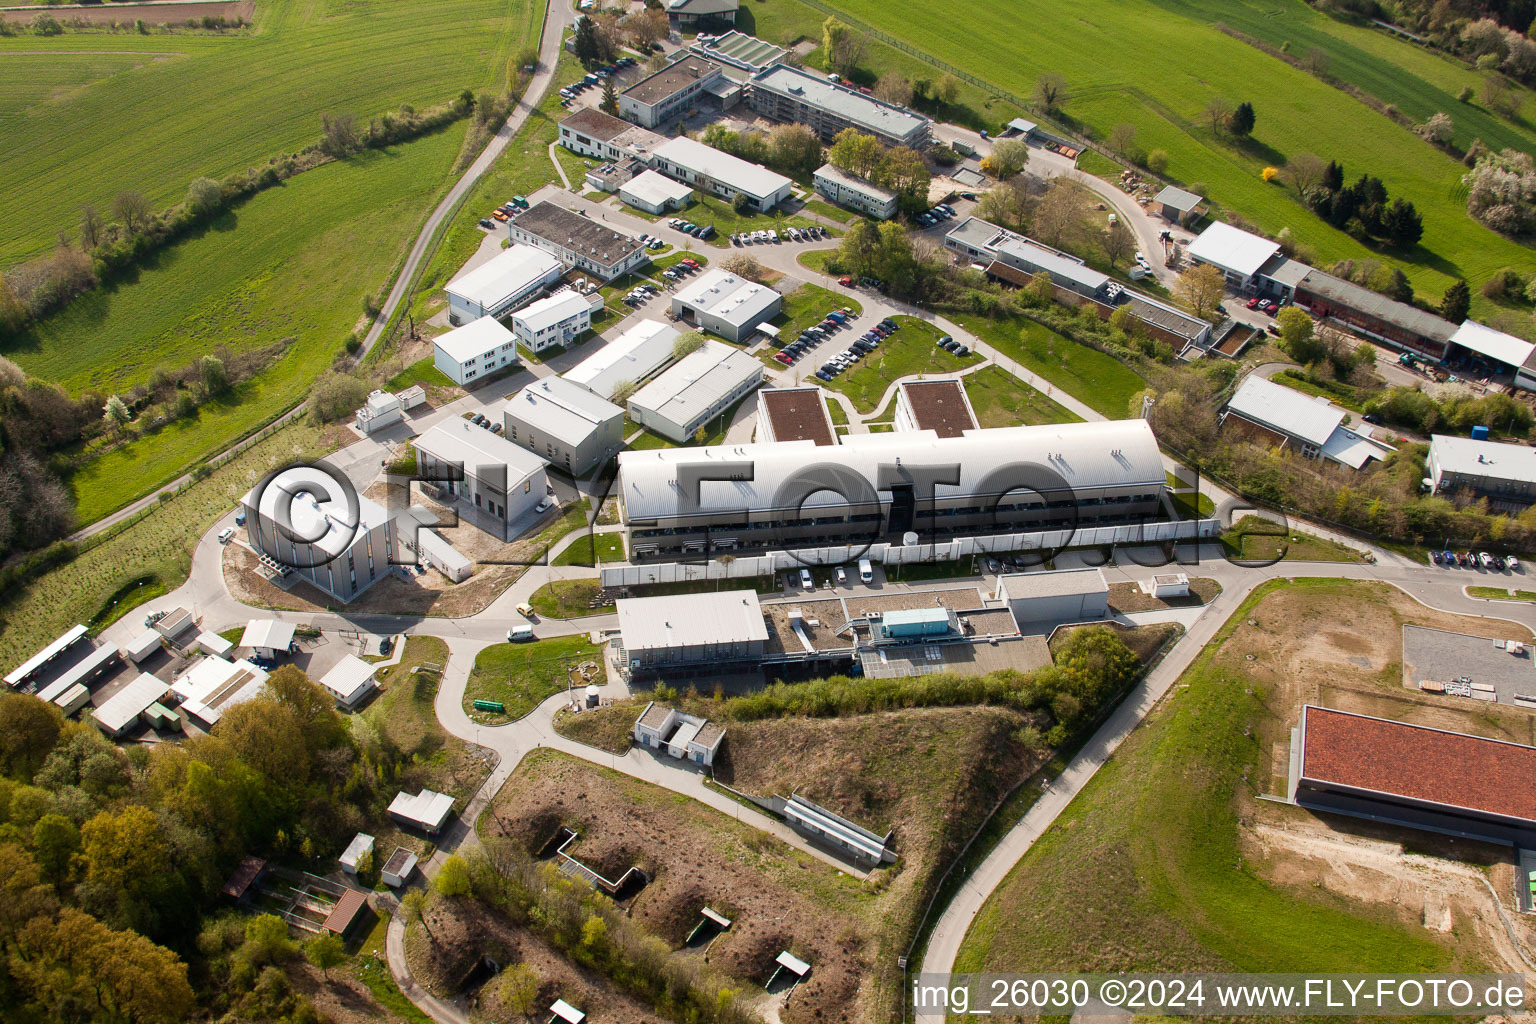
[821, 316, 982, 412]
[0, 0, 537, 264]
[462, 634, 602, 723]
[550, 531, 624, 566]
[960, 313, 1144, 418]
[961, 364, 1083, 427]
[45, 125, 470, 523]
[1220, 515, 1366, 563]
[956, 579, 1465, 977]
[758, 0, 1535, 327]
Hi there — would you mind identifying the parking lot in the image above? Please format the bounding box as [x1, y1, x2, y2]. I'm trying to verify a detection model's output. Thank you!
[1402, 624, 1536, 707]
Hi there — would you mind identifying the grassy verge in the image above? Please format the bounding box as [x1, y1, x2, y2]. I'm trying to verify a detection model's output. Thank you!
[1466, 586, 1536, 602]
[349, 911, 436, 1024]
[1220, 515, 1365, 563]
[553, 704, 635, 754]
[528, 574, 781, 619]
[551, 531, 624, 566]
[958, 313, 1144, 419]
[961, 364, 1082, 427]
[462, 634, 603, 724]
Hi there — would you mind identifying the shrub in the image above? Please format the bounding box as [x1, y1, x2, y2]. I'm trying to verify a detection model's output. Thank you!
[1261, 166, 1279, 182]
[1146, 149, 1169, 174]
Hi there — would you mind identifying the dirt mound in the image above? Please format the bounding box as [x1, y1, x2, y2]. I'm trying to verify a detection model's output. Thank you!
[712, 923, 791, 983]
[633, 882, 710, 945]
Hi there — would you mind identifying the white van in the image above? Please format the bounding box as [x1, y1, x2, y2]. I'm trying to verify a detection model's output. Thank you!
[508, 625, 535, 642]
[858, 558, 873, 583]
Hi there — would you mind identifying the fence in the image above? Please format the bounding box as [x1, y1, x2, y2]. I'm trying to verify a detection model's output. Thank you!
[600, 519, 1220, 588]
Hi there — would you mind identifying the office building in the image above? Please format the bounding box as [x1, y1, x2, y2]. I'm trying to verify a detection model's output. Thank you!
[444, 244, 563, 325]
[669, 267, 782, 342]
[627, 339, 763, 443]
[749, 64, 932, 149]
[505, 375, 625, 476]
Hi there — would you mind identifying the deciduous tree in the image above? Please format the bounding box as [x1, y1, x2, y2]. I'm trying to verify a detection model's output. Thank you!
[1284, 152, 1327, 193]
[980, 138, 1030, 180]
[500, 962, 541, 1016]
[826, 127, 881, 179]
[0, 692, 63, 779]
[1102, 220, 1135, 267]
[112, 189, 151, 234]
[79, 204, 104, 249]
[1033, 72, 1067, 111]
[935, 73, 960, 104]
[873, 72, 912, 106]
[1174, 263, 1226, 320]
[304, 932, 346, 979]
[1203, 95, 1235, 135]
[672, 330, 706, 359]
[1031, 182, 1091, 251]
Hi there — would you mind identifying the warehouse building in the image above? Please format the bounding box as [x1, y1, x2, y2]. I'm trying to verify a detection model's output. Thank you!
[812, 163, 898, 220]
[1186, 222, 1281, 290]
[996, 568, 1109, 632]
[627, 339, 763, 443]
[616, 590, 769, 678]
[505, 375, 625, 476]
[171, 656, 269, 729]
[433, 315, 521, 386]
[93, 672, 172, 740]
[1222, 375, 1392, 469]
[749, 64, 932, 149]
[665, 0, 738, 32]
[620, 53, 725, 128]
[388, 789, 455, 834]
[670, 267, 782, 342]
[6, 624, 90, 690]
[415, 418, 550, 539]
[618, 169, 696, 214]
[757, 386, 838, 445]
[563, 319, 679, 403]
[617, 419, 1166, 559]
[1291, 269, 1458, 359]
[1427, 434, 1536, 507]
[511, 288, 600, 354]
[444, 244, 563, 326]
[1442, 319, 1536, 391]
[557, 107, 665, 162]
[893, 379, 977, 439]
[507, 201, 649, 282]
[242, 466, 400, 604]
[1292, 705, 1536, 846]
[651, 136, 794, 212]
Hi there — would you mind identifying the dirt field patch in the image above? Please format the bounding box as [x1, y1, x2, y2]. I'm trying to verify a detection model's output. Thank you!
[1106, 577, 1221, 614]
[1, 1, 254, 25]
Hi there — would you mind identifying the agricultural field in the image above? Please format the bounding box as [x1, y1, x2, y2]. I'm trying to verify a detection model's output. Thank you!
[48, 125, 471, 523]
[956, 579, 1536, 976]
[757, 0, 1535, 325]
[0, 0, 537, 263]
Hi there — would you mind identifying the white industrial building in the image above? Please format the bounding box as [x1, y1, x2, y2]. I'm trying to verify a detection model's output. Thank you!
[241, 619, 295, 661]
[1186, 222, 1282, 290]
[651, 136, 793, 212]
[617, 420, 1166, 559]
[812, 163, 898, 220]
[1222, 375, 1392, 469]
[388, 788, 455, 834]
[6, 624, 90, 690]
[619, 169, 697, 214]
[632, 702, 726, 766]
[381, 847, 418, 887]
[1444, 320, 1536, 392]
[444, 244, 563, 325]
[616, 590, 768, 676]
[171, 656, 269, 729]
[557, 107, 665, 162]
[507, 201, 649, 282]
[433, 315, 521, 386]
[563, 319, 680, 403]
[996, 568, 1110, 631]
[627, 339, 763, 442]
[93, 672, 171, 739]
[339, 833, 374, 874]
[510, 288, 600, 354]
[319, 654, 381, 709]
[945, 217, 1110, 299]
[748, 64, 932, 149]
[241, 465, 402, 605]
[504, 375, 625, 476]
[414, 418, 550, 540]
[1427, 434, 1536, 507]
[670, 268, 782, 342]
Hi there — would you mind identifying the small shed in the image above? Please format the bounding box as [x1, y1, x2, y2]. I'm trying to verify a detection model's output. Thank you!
[154, 608, 197, 643]
[397, 384, 428, 411]
[122, 628, 163, 664]
[320, 655, 380, 710]
[322, 888, 370, 937]
[767, 950, 810, 992]
[241, 619, 296, 661]
[549, 999, 586, 1024]
[388, 789, 456, 835]
[381, 847, 418, 888]
[1141, 573, 1190, 598]
[220, 856, 267, 900]
[340, 833, 374, 874]
[55, 683, 91, 717]
[196, 631, 234, 659]
[1153, 185, 1204, 226]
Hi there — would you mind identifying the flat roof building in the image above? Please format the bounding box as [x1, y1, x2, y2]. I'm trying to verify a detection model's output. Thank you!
[620, 53, 725, 128]
[240, 619, 295, 661]
[557, 107, 665, 162]
[618, 420, 1165, 559]
[943, 217, 1109, 299]
[632, 701, 727, 765]
[617, 590, 768, 677]
[1294, 705, 1536, 846]
[171, 656, 269, 729]
[241, 466, 401, 604]
[35, 643, 121, 705]
[691, 30, 785, 75]
[93, 671, 170, 739]
[1222, 375, 1391, 469]
[6, 624, 90, 690]
[433, 315, 521, 386]
[670, 267, 783, 342]
[757, 386, 837, 446]
[627, 338, 763, 443]
[444, 244, 563, 325]
[388, 788, 455, 834]
[783, 793, 892, 866]
[504, 375, 625, 476]
[319, 654, 381, 709]
[340, 833, 374, 874]
[1427, 434, 1536, 507]
[749, 64, 932, 149]
[996, 568, 1110, 631]
[507, 201, 648, 282]
[893, 379, 978, 438]
[511, 288, 599, 354]
[1186, 222, 1281, 289]
[813, 163, 898, 220]
[415, 417, 550, 538]
[651, 135, 793, 212]
[619, 168, 695, 214]
[666, 0, 738, 31]
[563, 319, 679, 403]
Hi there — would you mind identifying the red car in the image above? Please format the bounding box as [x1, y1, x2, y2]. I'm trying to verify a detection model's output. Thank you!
[681, 258, 700, 268]
[775, 353, 793, 364]
[1245, 297, 1260, 310]
[838, 276, 853, 286]
[1263, 300, 1279, 314]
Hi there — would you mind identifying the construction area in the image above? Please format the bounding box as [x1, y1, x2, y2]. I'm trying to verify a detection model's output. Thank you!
[1402, 625, 1536, 708]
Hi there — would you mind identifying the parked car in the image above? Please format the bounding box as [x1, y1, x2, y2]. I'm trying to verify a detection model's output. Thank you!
[799, 568, 814, 589]
[1510, 556, 1523, 572]
[536, 496, 554, 513]
[1246, 297, 1261, 310]
[218, 527, 235, 544]
[953, 345, 970, 356]
[516, 602, 536, 618]
[1431, 549, 1444, 565]
[508, 625, 535, 642]
[1480, 551, 1496, 569]
[491, 209, 509, 222]
[838, 276, 853, 286]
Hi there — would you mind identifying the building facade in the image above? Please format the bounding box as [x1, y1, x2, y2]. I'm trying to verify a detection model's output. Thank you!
[1427, 434, 1536, 507]
[557, 107, 665, 162]
[650, 135, 793, 212]
[433, 315, 521, 386]
[506, 201, 648, 282]
[505, 375, 625, 476]
[748, 64, 932, 149]
[616, 590, 768, 677]
[414, 418, 550, 540]
[511, 288, 598, 354]
[812, 163, 898, 220]
[669, 267, 782, 342]
[444, 244, 563, 325]
[665, 0, 738, 31]
[620, 54, 724, 128]
[627, 339, 763, 442]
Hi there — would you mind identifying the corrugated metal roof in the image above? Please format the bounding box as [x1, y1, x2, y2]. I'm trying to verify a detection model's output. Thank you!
[6, 624, 90, 686]
[1226, 375, 1343, 448]
[445, 245, 561, 311]
[1296, 269, 1457, 343]
[617, 590, 768, 653]
[1449, 319, 1536, 368]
